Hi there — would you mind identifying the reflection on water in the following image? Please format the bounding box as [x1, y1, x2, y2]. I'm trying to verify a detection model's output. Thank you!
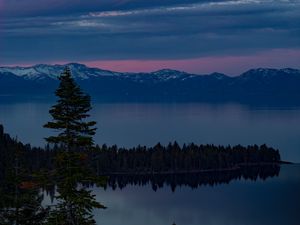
[40, 165, 300, 225]
[93, 165, 300, 225]
[106, 165, 281, 192]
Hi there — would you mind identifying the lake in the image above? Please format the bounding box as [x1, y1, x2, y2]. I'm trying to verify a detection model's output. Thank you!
[1, 101, 300, 224]
[0, 101, 299, 162]
[91, 164, 300, 225]
[42, 164, 300, 225]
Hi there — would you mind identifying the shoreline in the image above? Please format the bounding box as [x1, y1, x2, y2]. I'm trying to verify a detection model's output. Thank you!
[100, 162, 291, 176]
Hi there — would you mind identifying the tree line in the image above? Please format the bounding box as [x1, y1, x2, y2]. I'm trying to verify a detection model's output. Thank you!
[90, 142, 281, 175]
[1, 131, 281, 176]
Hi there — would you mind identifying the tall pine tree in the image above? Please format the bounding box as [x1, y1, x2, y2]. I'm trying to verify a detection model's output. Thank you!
[44, 67, 96, 150]
[44, 67, 105, 225]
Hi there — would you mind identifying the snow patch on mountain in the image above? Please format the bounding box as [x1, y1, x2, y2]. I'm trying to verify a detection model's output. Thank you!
[0, 64, 299, 84]
[0, 63, 123, 80]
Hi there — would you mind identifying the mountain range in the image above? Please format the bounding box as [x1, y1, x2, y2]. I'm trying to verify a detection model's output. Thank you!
[0, 63, 300, 104]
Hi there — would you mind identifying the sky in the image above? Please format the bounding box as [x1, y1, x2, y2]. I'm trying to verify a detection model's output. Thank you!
[0, 0, 299, 75]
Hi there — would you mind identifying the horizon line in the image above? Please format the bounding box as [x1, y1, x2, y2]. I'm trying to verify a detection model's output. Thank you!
[1, 62, 300, 77]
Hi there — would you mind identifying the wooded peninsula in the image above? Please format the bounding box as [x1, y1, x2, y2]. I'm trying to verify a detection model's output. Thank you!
[0, 124, 283, 176]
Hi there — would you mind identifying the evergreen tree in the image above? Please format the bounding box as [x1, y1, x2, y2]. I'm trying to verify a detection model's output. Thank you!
[44, 67, 105, 225]
[44, 67, 96, 150]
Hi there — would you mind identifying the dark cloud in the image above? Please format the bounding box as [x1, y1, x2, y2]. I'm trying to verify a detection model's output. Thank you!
[1, 0, 223, 17]
[0, 0, 300, 64]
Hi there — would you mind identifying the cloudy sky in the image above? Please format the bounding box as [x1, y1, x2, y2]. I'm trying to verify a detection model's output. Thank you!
[0, 0, 299, 75]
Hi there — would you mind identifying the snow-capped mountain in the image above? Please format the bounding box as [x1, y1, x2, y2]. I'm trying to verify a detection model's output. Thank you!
[0, 63, 197, 82]
[0, 63, 299, 104]
[239, 68, 300, 80]
[0, 63, 121, 81]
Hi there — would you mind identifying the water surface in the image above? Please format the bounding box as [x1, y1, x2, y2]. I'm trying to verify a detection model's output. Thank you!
[91, 164, 300, 225]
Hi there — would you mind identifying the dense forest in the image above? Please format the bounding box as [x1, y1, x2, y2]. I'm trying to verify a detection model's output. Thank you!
[0, 124, 281, 176]
[90, 142, 281, 174]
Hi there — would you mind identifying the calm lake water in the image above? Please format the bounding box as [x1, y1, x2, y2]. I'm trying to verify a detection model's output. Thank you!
[0, 102, 299, 162]
[41, 164, 300, 225]
[91, 164, 300, 225]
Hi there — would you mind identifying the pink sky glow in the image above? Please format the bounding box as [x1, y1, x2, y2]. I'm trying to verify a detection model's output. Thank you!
[4, 49, 300, 76]
[82, 49, 300, 76]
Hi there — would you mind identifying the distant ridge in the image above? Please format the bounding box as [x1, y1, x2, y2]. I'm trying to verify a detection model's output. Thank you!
[0, 63, 300, 104]
[1, 63, 299, 81]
